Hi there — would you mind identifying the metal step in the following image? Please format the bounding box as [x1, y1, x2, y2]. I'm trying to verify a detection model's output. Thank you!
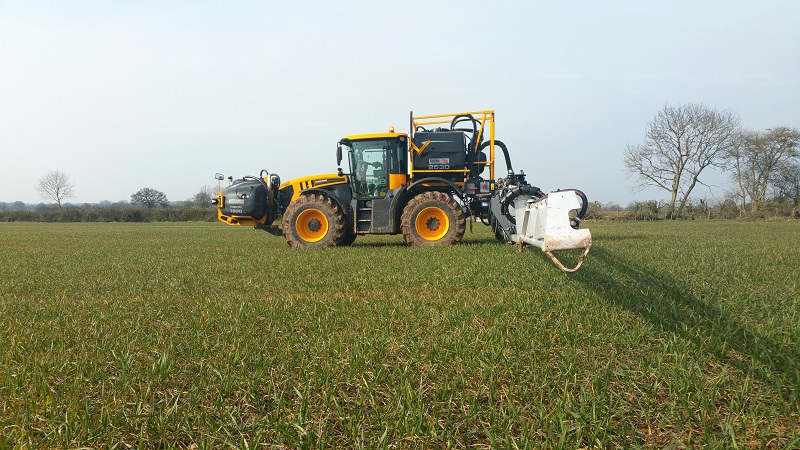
[356, 207, 372, 232]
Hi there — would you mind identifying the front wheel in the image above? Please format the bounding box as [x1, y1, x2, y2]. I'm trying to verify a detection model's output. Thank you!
[283, 193, 346, 248]
[401, 191, 466, 246]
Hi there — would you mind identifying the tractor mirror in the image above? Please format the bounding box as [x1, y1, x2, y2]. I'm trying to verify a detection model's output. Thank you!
[215, 173, 224, 180]
[336, 145, 343, 166]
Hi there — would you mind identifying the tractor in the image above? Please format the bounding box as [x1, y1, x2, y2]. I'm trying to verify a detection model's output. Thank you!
[213, 110, 591, 271]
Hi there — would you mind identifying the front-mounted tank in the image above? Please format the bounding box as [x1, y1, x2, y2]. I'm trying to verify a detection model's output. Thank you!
[219, 178, 267, 219]
[213, 171, 281, 229]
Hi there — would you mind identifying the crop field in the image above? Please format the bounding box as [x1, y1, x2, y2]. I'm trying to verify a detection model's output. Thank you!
[1, 220, 799, 448]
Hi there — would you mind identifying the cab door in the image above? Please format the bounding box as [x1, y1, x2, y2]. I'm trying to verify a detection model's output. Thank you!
[347, 136, 407, 233]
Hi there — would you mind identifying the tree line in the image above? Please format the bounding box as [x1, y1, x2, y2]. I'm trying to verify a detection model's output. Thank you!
[624, 103, 799, 219]
[27, 171, 217, 211]
[0, 205, 217, 223]
[0, 177, 218, 222]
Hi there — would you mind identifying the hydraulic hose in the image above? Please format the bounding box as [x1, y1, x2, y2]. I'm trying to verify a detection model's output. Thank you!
[450, 114, 479, 146]
[499, 184, 545, 223]
[478, 140, 513, 174]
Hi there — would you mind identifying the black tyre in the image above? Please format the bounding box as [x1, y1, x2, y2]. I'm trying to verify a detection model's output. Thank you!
[282, 193, 346, 248]
[337, 231, 357, 246]
[400, 191, 466, 246]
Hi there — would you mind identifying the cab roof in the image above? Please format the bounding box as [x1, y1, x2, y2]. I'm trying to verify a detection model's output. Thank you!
[341, 132, 409, 141]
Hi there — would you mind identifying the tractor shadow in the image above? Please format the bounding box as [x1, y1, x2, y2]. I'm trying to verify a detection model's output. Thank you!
[574, 246, 800, 397]
[349, 235, 499, 248]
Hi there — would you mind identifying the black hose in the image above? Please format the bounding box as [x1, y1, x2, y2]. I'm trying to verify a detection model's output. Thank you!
[450, 114, 480, 150]
[450, 114, 477, 136]
[499, 184, 545, 223]
[478, 140, 513, 174]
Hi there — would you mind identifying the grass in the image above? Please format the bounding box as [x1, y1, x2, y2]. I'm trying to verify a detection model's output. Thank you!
[1, 220, 798, 448]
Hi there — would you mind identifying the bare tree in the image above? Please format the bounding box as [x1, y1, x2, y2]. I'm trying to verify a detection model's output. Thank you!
[727, 126, 800, 213]
[35, 170, 76, 211]
[771, 161, 800, 206]
[131, 188, 169, 208]
[624, 103, 741, 218]
[188, 185, 216, 207]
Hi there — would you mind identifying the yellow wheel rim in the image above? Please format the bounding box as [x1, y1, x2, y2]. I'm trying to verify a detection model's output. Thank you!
[296, 209, 329, 243]
[415, 206, 449, 241]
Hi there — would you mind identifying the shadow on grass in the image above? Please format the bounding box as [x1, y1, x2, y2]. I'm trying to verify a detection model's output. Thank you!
[574, 246, 799, 402]
[349, 236, 500, 248]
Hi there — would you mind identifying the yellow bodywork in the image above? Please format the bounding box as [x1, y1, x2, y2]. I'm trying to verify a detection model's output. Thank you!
[341, 132, 409, 141]
[279, 173, 349, 202]
[217, 212, 267, 227]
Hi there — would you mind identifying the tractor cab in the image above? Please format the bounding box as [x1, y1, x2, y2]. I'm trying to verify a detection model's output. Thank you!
[336, 132, 409, 234]
[337, 133, 409, 199]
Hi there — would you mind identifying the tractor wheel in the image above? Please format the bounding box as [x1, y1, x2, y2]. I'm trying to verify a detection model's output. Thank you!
[401, 191, 466, 246]
[338, 231, 357, 246]
[283, 193, 346, 248]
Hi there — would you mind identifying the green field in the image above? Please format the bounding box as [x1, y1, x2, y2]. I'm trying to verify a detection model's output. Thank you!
[1, 221, 798, 448]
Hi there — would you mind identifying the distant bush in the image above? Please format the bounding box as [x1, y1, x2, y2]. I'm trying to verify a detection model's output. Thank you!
[0, 207, 217, 223]
[746, 201, 798, 219]
[624, 200, 663, 221]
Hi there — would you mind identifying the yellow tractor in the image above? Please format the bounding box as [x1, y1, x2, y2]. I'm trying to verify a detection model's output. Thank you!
[213, 110, 591, 269]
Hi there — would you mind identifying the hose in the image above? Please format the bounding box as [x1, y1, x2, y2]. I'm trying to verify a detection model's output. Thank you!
[499, 184, 545, 223]
[450, 114, 478, 141]
[478, 140, 513, 174]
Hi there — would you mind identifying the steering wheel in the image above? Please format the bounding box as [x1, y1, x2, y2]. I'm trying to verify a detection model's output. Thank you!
[368, 161, 383, 169]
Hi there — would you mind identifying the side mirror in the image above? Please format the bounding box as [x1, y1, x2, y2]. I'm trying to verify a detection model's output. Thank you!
[215, 173, 224, 180]
[336, 145, 343, 166]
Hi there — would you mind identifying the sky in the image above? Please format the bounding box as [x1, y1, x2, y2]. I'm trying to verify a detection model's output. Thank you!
[1, 0, 798, 206]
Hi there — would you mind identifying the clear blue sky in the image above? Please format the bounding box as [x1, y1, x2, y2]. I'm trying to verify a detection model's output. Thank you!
[1, 0, 798, 205]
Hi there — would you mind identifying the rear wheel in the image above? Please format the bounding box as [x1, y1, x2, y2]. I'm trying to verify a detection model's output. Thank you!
[401, 191, 465, 246]
[338, 230, 357, 246]
[283, 193, 345, 248]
